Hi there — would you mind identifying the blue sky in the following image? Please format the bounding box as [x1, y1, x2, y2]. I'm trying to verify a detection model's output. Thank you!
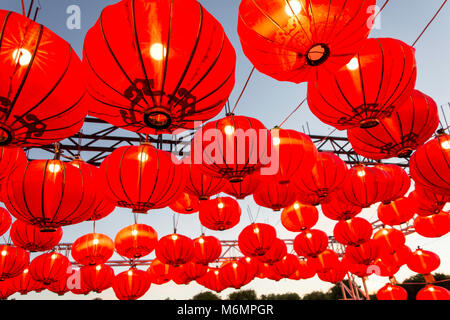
[1, 0, 449, 300]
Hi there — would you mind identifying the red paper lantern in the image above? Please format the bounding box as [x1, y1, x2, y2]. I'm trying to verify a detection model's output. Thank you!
[0, 279, 15, 300]
[341, 165, 390, 208]
[253, 176, 297, 211]
[372, 228, 406, 255]
[333, 217, 373, 246]
[317, 262, 348, 284]
[113, 268, 151, 300]
[344, 259, 371, 278]
[410, 134, 450, 195]
[83, 0, 236, 134]
[184, 162, 226, 200]
[146, 259, 173, 285]
[199, 197, 241, 231]
[308, 38, 417, 129]
[220, 260, 250, 289]
[344, 240, 380, 265]
[0, 10, 87, 147]
[29, 252, 70, 285]
[257, 238, 287, 265]
[223, 173, 260, 200]
[377, 198, 416, 226]
[411, 185, 450, 216]
[238, 223, 277, 257]
[384, 245, 412, 268]
[272, 254, 300, 279]
[407, 249, 440, 275]
[377, 284, 408, 300]
[71, 233, 114, 266]
[416, 285, 450, 300]
[169, 192, 201, 214]
[281, 201, 318, 232]
[321, 191, 362, 221]
[0, 147, 27, 184]
[155, 233, 195, 267]
[100, 144, 185, 213]
[10, 267, 44, 295]
[0, 245, 29, 281]
[348, 90, 439, 159]
[289, 259, 316, 280]
[375, 164, 411, 204]
[81, 264, 114, 293]
[190, 114, 272, 183]
[0, 208, 12, 237]
[307, 249, 340, 273]
[196, 267, 227, 293]
[293, 229, 328, 258]
[238, 256, 260, 283]
[292, 152, 348, 199]
[414, 211, 450, 238]
[172, 262, 208, 284]
[192, 235, 222, 266]
[264, 264, 284, 282]
[70, 273, 91, 296]
[88, 196, 116, 221]
[237, 0, 375, 83]
[114, 224, 158, 259]
[371, 257, 401, 277]
[47, 275, 71, 296]
[10, 220, 62, 252]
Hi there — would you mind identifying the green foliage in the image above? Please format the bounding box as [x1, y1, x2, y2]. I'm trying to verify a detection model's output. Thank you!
[260, 293, 301, 300]
[192, 292, 222, 300]
[228, 290, 258, 300]
[301, 291, 332, 300]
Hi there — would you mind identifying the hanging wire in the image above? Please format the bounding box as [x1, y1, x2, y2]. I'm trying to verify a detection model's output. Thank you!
[374, 0, 391, 20]
[246, 205, 254, 224]
[412, 0, 448, 47]
[278, 97, 307, 128]
[231, 66, 256, 114]
[21, 0, 26, 15]
[26, 0, 34, 18]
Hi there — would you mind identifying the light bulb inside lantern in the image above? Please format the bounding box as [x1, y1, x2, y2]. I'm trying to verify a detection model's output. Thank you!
[48, 163, 61, 173]
[214, 270, 219, 275]
[218, 202, 224, 209]
[253, 227, 260, 234]
[131, 229, 138, 236]
[171, 234, 178, 241]
[387, 286, 393, 291]
[285, 0, 302, 17]
[232, 263, 238, 269]
[1, 250, 7, 256]
[150, 43, 167, 61]
[24, 269, 29, 274]
[128, 270, 133, 276]
[357, 169, 366, 177]
[12, 48, 32, 66]
[306, 232, 312, 239]
[417, 250, 423, 256]
[382, 229, 388, 235]
[224, 125, 235, 136]
[429, 287, 435, 292]
[441, 140, 450, 150]
[93, 239, 99, 245]
[293, 202, 300, 210]
[198, 238, 205, 244]
[51, 254, 57, 260]
[138, 152, 149, 162]
[346, 57, 359, 71]
[273, 137, 281, 146]
[246, 257, 251, 263]
[96, 265, 101, 271]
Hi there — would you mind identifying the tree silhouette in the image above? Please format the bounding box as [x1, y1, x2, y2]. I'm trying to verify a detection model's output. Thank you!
[228, 290, 258, 300]
[192, 292, 222, 300]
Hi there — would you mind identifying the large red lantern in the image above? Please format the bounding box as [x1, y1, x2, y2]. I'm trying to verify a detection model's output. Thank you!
[47, 272, 72, 296]
[10, 220, 62, 252]
[10, 267, 44, 295]
[113, 268, 151, 300]
[29, 252, 70, 285]
[100, 144, 185, 213]
[0, 245, 29, 281]
[83, 0, 236, 134]
[169, 192, 201, 214]
[377, 284, 408, 300]
[272, 254, 300, 279]
[190, 114, 272, 183]
[292, 152, 348, 199]
[407, 249, 440, 275]
[416, 285, 450, 300]
[223, 173, 260, 200]
[0, 11, 87, 147]
[377, 198, 416, 226]
[344, 240, 380, 265]
[372, 228, 406, 255]
[238, 256, 260, 283]
[414, 211, 450, 238]
[411, 185, 450, 216]
[409, 134, 450, 195]
[220, 260, 250, 289]
[172, 262, 208, 285]
[341, 165, 390, 208]
[257, 238, 287, 265]
[289, 259, 316, 280]
[348, 90, 440, 159]
[0, 208, 11, 236]
[184, 161, 226, 200]
[307, 249, 340, 273]
[333, 217, 373, 247]
[383, 245, 412, 268]
[238, 223, 277, 257]
[237, 0, 375, 83]
[371, 257, 401, 277]
[3, 160, 96, 231]
[196, 267, 227, 293]
[146, 259, 173, 285]
[192, 235, 222, 266]
[308, 38, 417, 129]
[253, 176, 297, 211]
[321, 191, 362, 221]
[317, 262, 347, 284]
[81, 264, 114, 293]
[0, 147, 27, 185]
[199, 197, 241, 231]
[375, 164, 411, 204]
[0, 279, 15, 300]
[155, 233, 195, 267]
[114, 224, 158, 259]
[281, 201, 318, 232]
[293, 229, 328, 258]
[71, 233, 114, 266]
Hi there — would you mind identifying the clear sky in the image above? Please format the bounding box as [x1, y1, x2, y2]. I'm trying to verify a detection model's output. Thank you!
[1, 0, 449, 300]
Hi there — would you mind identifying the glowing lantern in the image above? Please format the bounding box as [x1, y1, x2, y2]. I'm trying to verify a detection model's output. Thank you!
[0, 147, 27, 185]
[114, 224, 158, 259]
[81, 264, 114, 293]
[377, 284, 408, 300]
[0, 245, 29, 281]
[0, 208, 12, 237]
[281, 201, 318, 232]
[192, 235, 222, 266]
[169, 192, 201, 214]
[223, 173, 260, 200]
[371, 257, 400, 277]
[372, 228, 406, 255]
[377, 198, 416, 226]
[29, 252, 70, 285]
[71, 233, 114, 266]
[10, 220, 62, 252]
[407, 249, 440, 275]
[47, 273, 72, 296]
[257, 238, 287, 265]
[238, 223, 277, 257]
[293, 229, 328, 258]
[10, 267, 45, 295]
[410, 186, 450, 216]
[333, 217, 373, 246]
[113, 268, 151, 300]
[414, 212, 450, 238]
[321, 191, 362, 221]
[196, 267, 227, 293]
[375, 164, 411, 204]
[344, 240, 380, 265]
[172, 262, 207, 284]
[272, 254, 300, 279]
[317, 262, 348, 284]
[307, 249, 340, 273]
[0, 279, 15, 300]
[253, 176, 298, 211]
[146, 259, 173, 285]
[289, 259, 316, 280]
[238, 256, 260, 283]
[220, 260, 250, 289]
[383, 245, 412, 268]
[416, 285, 450, 300]
[155, 233, 195, 267]
[184, 161, 226, 200]
[199, 197, 241, 231]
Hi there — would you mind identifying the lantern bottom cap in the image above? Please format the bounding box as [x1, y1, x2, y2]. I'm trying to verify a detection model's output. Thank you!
[144, 107, 172, 130]
[305, 43, 330, 67]
[0, 126, 12, 146]
[359, 118, 380, 129]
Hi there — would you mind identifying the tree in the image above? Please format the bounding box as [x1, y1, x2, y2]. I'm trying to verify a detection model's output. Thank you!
[398, 273, 450, 300]
[301, 291, 332, 300]
[260, 293, 301, 300]
[192, 292, 222, 300]
[228, 290, 258, 300]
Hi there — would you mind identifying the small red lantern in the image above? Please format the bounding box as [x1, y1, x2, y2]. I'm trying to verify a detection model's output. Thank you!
[29, 252, 70, 285]
[344, 240, 380, 265]
[372, 228, 406, 255]
[100, 144, 185, 213]
[10, 267, 44, 295]
[113, 268, 151, 300]
[199, 197, 241, 231]
[414, 211, 450, 238]
[184, 162, 226, 200]
[146, 259, 173, 285]
[70, 273, 91, 296]
[196, 267, 227, 293]
[0, 147, 27, 184]
[308, 38, 417, 129]
[253, 176, 298, 211]
[3, 160, 96, 231]
[190, 114, 272, 183]
[81, 264, 114, 293]
[416, 285, 450, 300]
[371, 257, 400, 277]
[238, 256, 260, 283]
[169, 192, 201, 214]
[155, 233, 195, 267]
[409, 134, 450, 195]
[71, 233, 114, 266]
[377, 284, 408, 300]
[289, 259, 316, 280]
[0, 208, 12, 236]
[0, 10, 87, 147]
[257, 238, 287, 265]
[0, 245, 29, 281]
[292, 152, 348, 199]
[192, 235, 222, 266]
[114, 224, 158, 259]
[410, 186, 450, 216]
[293, 229, 328, 258]
[10, 220, 62, 252]
[321, 191, 362, 221]
[333, 217, 373, 246]
[375, 164, 411, 204]
[377, 198, 416, 226]
[238, 223, 277, 257]
[281, 201, 318, 232]
[348, 90, 439, 160]
[0, 279, 15, 300]
[223, 173, 260, 200]
[307, 249, 340, 273]
[172, 262, 207, 284]
[407, 249, 440, 275]
[220, 260, 250, 289]
[384, 245, 412, 268]
[47, 275, 71, 296]
[317, 262, 348, 284]
[272, 254, 300, 279]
